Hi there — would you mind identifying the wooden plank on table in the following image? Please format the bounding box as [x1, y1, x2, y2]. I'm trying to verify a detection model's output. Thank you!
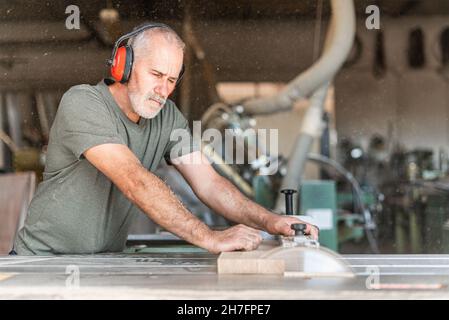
[217, 242, 284, 274]
[0, 273, 17, 281]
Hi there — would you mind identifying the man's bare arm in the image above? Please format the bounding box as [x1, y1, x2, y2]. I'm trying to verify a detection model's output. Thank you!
[173, 151, 319, 239]
[84, 144, 262, 253]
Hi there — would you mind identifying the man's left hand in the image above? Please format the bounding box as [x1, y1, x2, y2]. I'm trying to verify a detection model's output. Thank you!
[264, 214, 319, 240]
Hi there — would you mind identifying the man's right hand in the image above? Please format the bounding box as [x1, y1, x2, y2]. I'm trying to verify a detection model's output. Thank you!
[207, 224, 263, 254]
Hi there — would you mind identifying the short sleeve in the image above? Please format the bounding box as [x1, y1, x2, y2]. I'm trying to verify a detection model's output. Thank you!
[163, 104, 200, 165]
[55, 86, 126, 160]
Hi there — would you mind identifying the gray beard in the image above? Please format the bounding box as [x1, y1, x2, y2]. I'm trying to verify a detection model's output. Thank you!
[128, 93, 166, 119]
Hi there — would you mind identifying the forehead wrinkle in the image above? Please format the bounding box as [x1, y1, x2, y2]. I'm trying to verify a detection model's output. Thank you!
[141, 45, 183, 78]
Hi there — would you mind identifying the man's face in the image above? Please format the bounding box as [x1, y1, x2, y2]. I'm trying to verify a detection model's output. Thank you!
[127, 37, 183, 119]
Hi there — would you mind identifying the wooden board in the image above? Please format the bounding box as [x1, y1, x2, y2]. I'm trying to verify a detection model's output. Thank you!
[0, 172, 36, 254]
[217, 241, 284, 275]
[0, 273, 16, 282]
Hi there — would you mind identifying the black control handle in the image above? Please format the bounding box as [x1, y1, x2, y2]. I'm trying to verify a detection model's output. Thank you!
[291, 223, 307, 235]
[280, 189, 297, 215]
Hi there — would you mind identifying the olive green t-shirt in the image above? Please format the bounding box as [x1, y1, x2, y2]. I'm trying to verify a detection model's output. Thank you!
[15, 79, 195, 255]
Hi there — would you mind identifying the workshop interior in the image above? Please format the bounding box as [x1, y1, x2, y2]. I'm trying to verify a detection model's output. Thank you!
[2, 0, 449, 299]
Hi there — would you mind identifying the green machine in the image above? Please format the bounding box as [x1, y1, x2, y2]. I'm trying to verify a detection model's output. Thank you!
[299, 180, 338, 251]
[252, 176, 339, 250]
[252, 176, 368, 252]
[252, 175, 276, 210]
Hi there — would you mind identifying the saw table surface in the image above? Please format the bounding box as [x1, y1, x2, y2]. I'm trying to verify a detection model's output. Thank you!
[1, 248, 449, 299]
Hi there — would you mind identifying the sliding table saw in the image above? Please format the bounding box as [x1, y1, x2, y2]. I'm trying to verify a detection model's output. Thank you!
[1, 237, 449, 299]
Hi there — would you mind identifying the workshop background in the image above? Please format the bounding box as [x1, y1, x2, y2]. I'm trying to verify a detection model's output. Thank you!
[2, 0, 449, 256]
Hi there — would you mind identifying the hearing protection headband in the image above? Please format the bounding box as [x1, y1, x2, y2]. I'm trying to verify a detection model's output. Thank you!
[107, 22, 185, 84]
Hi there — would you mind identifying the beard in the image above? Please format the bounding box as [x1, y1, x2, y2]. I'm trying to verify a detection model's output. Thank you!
[128, 90, 167, 119]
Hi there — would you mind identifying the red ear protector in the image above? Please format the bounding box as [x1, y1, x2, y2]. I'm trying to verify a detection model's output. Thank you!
[107, 22, 185, 85]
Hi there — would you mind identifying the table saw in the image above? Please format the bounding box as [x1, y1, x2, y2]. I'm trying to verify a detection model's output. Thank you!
[1, 240, 449, 299]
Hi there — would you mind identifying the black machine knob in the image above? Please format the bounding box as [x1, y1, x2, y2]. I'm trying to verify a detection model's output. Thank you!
[280, 189, 297, 215]
[291, 223, 307, 236]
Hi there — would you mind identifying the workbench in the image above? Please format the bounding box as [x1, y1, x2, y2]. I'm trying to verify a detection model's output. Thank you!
[1, 244, 449, 299]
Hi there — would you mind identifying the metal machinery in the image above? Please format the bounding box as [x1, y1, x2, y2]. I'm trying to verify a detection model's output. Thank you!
[380, 158, 449, 254]
[339, 135, 449, 255]
[268, 188, 354, 278]
[1, 249, 449, 299]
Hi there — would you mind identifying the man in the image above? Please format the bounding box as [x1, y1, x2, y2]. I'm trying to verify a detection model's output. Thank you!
[14, 24, 318, 255]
